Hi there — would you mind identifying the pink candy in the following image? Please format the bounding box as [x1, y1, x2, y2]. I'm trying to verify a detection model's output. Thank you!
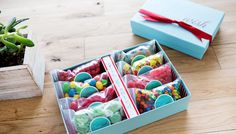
[124, 63, 172, 89]
[70, 85, 116, 111]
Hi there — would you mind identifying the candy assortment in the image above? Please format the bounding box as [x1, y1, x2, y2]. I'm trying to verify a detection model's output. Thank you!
[113, 43, 182, 114]
[72, 99, 124, 134]
[58, 59, 102, 81]
[116, 52, 163, 76]
[52, 41, 189, 134]
[123, 63, 172, 90]
[129, 79, 182, 113]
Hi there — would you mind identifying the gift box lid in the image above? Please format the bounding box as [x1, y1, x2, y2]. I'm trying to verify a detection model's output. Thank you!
[131, 0, 224, 59]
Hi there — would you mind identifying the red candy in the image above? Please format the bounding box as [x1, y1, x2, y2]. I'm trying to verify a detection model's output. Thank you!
[58, 70, 75, 81]
[73, 59, 101, 77]
[70, 85, 116, 111]
[140, 63, 172, 84]
[70, 101, 78, 111]
[124, 63, 172, 89]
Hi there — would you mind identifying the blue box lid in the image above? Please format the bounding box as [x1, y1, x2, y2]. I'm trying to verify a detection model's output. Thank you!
[131, 0, 224, 59]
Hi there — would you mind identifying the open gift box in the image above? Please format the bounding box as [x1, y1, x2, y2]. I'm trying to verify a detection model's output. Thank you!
[50, 40, 191, 134]
[131, 0, 224, 59]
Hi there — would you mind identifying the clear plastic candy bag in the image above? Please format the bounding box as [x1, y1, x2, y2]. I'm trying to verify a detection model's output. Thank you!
[113, 41, 156, 64]
[57, 59, 102, 81]
[72, 99, 124, 134]
[69, 85, 117, 111]
[129, 79, 182, 113]
[123, 63, 173, 89]
[116, 52, 164, 76]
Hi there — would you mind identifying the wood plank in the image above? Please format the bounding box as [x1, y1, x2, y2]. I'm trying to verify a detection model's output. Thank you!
[128, 96, 236, 134]
[181, 68, 236, 101]
[0, 74, 58, 122]
[213, 44, 236, 69]
[84, 33, 221, 73]
[0, 115, 65, 134]
[40, 38, 85, 71]
[0, 65, 41, 100]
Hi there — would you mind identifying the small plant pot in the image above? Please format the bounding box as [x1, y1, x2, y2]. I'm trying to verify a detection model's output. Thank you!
[0, 33, 45, 100]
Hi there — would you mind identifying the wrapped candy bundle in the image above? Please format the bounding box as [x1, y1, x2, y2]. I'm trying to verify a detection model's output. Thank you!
[72, 99, 124, 134]
[116, 52, 163, 76]
[58, 59, 102, 81]
[129, 79, 182, 113]
[113, 42, 156, 64]
[124, 63, 173, 89]
[69, 85, 117, 111]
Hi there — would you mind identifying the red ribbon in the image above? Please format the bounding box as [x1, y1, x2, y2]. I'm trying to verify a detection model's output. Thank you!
[139, 9, 212, 43]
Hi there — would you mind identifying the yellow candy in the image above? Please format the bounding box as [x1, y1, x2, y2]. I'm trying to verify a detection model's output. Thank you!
[124, 63, 130, 72]
[64, 93, 69, 98]
[70, 81, 77, 88]
[150, 59, 157, 67]
[82, 83, 90, 88]
[74, 94, 80, 99]
[96, 81, 103, 90]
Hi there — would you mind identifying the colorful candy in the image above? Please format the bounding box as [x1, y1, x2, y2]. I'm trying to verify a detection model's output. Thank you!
[123, 63, 172, 89]
[113, 41, 156, 64]
[68, 89, 76, 97]
[152, 79, 182, 100]
[116, 52, 163, 76]
[132, 52, 163, 73]
[96, 81, 103, 90]
[72, 99, 124, 134]
[129, 79, 182, 113]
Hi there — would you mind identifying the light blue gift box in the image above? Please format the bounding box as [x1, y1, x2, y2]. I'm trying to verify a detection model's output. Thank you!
[50, 40, 191, 134]
[131, 0, 224, 59]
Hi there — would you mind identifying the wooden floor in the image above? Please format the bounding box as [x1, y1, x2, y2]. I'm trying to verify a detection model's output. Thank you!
[1, 0, 236, 133]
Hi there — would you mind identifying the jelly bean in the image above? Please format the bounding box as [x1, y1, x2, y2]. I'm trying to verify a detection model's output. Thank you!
[89, 79, 97, 87]
[63, 82, 70, 93]
[76, 86, 82, 94]
[64, 93, 69, 98]
[96, 81, 103, 90]
[69, 89, 76, 97]
[94, 75, 100, 81]
[70, 101, 78, 111]
[74, 94, 80, 99]
[70, 81, 77, 89]
[82, 83, 90, 88]
[101, 79, 108, 86]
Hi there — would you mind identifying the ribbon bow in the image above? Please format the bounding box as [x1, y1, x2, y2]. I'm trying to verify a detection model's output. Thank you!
[139, 9, 212, 43]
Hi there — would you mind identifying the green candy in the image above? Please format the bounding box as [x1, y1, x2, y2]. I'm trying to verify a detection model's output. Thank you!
[62, 82, 70, 93]
[101, 79, 108, 86]
[75, 86, 82, 94]
[109, 112, 122, 124]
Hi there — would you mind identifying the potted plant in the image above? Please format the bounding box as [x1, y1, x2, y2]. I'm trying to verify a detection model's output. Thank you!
[0, 16, 45, 100]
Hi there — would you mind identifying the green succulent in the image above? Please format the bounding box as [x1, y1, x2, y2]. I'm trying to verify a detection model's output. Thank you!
[0, 16, 34, 54]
